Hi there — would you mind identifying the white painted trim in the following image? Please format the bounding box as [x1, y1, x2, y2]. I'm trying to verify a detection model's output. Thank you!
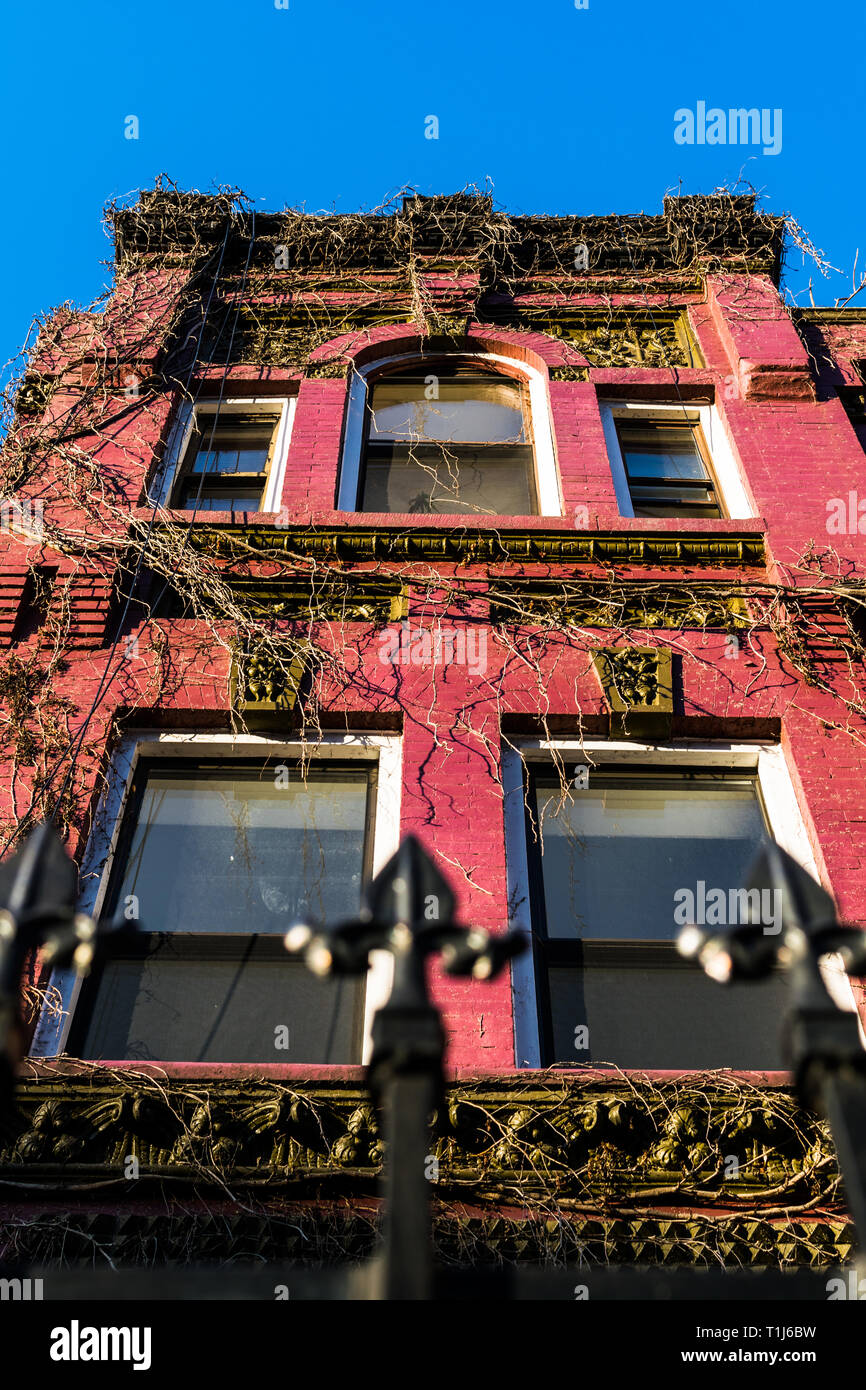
[358, 735, 401, 1060]
[261, 397, 296, 513]
[337, 351, 562, 517]
[505, 737, 862, 1065]
[30, 731, 401, 1063]
[148, 397, 296, 513]
[150, 402, 195, 506]
[755, 746, 819, 873]
[701, 403, 752, 520]
[337, 370, 369, 510]
[598, 400, 754, 521]
[502, 746, 542, 1067]
[599, 403, 635, 516]
[514, 737, 776, 768]
[756, 746, 862, 1027]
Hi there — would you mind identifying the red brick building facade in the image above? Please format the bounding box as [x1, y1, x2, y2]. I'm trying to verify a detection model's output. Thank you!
[1, 188, 865, 1272]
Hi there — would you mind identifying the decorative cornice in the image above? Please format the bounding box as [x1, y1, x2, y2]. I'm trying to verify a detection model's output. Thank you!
[488, 583, 749, 629]
[478, 308, 702, 369]
[15, 375, 58, 417]
[113, 192, 784, 284]
[183, 526, 765, 569]
[226, 578, 407, 624]
[548, 364, 590, 381]
[1, 1073, 835, 1210]
[199, 306, 703, 372]
[0, 1207, 852, 1270]
[1, 1072, 845, 1267]
[793, 308, 866, 325]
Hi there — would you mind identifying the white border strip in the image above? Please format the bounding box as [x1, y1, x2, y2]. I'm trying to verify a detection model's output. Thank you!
[503, 746, 542, 1067]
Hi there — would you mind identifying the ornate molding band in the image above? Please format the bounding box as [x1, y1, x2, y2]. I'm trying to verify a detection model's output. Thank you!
[202, 306, 414, 366]
[198, 307, 702, 372]
[1, 1073, 835, 1209]
[115, 193, 783, 283]
[226, 578, 407, 625]
[478, 309, 702, 369]
[181, 526, 765, 569]
[489, 584, 749, 629]
[0, 1209, 851, 1270]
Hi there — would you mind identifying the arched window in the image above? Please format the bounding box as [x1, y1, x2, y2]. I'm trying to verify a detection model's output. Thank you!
[338, 354, 561, 516]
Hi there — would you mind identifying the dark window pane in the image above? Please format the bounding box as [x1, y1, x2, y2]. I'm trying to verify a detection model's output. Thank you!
[362, 445, 535, 515]
[190, 426, 274, 475]
[114, 769, 370, 933]
[369, 378, 526, 443]
[80, 942, 363, 1064]
[11, 567, 56, 644]
[179, 488, 265, 512]
[548, 952, 787, 1068]
[619, 453, 708, 486]
[192, 448, 236, 475]
[532, 771, 781, 1069]
[618, 424, 708, 482]
[629, 482, 719, 518]
[629, 483, 716, 503]
[191, 446, 270, 475]
[614, 418, 721, 518]
[536, 775, 769, 941]
[631, 500, 721, 518]
[74, 764, 371, 1063]
[623, 450, 707, 480]
[173, 412, 278, 513]
[237, 447, 270, 472]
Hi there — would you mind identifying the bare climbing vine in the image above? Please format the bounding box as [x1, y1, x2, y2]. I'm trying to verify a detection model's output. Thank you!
[0, 180, 864, 1270]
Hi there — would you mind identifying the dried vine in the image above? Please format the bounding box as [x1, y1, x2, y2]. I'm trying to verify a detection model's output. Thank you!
[0, 180, 864, 1272]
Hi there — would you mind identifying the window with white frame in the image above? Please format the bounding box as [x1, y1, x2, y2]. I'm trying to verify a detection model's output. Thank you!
[599, 402, 753, 520]
[505, 742, 843, 1070]
[338, 354, 562, 517]
[149, 398, 295, 514]
[33, 735, 400, 1065]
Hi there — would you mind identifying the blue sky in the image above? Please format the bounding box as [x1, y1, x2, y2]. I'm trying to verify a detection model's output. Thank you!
[2, 0, 864, 376]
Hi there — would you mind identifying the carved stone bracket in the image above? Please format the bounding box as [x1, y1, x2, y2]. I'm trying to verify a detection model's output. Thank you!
[423, 311, 472, 340]
[592, 645, 674, 737]
[232, 649, 307, 714]
[15, 374, 58, 417]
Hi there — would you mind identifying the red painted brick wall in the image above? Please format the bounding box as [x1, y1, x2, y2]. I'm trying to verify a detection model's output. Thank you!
[3, 205, 866, 1075]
